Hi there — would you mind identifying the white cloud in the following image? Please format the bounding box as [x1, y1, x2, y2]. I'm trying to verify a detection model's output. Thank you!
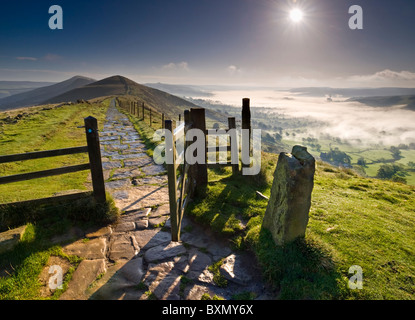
[16, 56, 37, 61]
[347, 69, 415, 85]
[162, 61, 189, 71]
[227, 65, 242, 75]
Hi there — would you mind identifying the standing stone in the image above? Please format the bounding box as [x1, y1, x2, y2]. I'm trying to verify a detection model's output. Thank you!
[262, 145, 315, 246]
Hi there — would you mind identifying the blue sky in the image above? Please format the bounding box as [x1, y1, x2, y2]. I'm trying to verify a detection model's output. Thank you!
[1, 0, 415, 87]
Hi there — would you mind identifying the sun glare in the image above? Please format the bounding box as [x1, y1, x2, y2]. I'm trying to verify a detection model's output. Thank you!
[290, 8, 303, 22]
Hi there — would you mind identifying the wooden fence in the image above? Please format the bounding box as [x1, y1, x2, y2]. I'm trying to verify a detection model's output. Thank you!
[165, 110, 195, 241]
[118, 99, 166, 129]
[164, 108, 241, 241]
[116, 98, 252, 242]
[0, 116, 106, 206]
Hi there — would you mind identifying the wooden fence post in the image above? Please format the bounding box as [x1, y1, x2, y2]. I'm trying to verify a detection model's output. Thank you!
[84, 116, 106, 203]
[228, 117, 238, 176]
[190, 108, 207, 189]
[165, 120, 179, 241]
[142, 103, 145, 120]
[162, 113, 165, 129]
[242, 98, 251, 169]
[149, 108, 152, 127]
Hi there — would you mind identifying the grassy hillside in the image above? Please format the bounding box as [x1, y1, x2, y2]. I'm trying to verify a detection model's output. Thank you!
[0, 100, 119, 299]
[0, 99, 110, 204]
[189, 155, 415, 300]
[45, 76, 227, 124]
[124, 110, 415, 300]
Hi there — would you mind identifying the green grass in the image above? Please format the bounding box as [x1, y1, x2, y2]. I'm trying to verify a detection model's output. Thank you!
[0, 99, 120, 299]
[111, 103, 415, 300]
[0, 100, 111, 203]
[188, 153, 415, 299]
[0, 220, 83, 300]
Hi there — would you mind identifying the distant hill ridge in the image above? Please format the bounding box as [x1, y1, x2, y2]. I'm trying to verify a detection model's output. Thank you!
[347, 95, 415, 111]
[44, 75, 226, 121]
[0, 81, 55, 99]
[0, 76, 95, 110]
[0, 74, 231, 123]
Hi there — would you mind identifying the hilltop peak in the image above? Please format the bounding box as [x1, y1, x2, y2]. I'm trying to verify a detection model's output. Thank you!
[92, 75, 138, 86]
[69, 75, 96, 81]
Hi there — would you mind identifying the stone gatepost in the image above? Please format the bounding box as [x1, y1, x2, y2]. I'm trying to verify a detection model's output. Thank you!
[262, 145, 315, 246]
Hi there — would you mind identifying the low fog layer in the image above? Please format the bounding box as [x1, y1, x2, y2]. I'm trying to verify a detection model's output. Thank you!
[193, 89, 415, 147]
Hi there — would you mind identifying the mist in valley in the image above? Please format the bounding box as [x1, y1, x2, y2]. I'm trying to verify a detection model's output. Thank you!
[189, 88, 415, 148]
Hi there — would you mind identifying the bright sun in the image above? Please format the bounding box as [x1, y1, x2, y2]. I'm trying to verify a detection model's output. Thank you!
[290, 8, 303, 22]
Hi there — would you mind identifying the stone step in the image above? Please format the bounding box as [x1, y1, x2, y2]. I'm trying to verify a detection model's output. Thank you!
[0, 225, 27, 254]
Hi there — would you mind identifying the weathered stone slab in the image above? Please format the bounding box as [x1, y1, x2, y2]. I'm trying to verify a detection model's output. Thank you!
[111, 153, 147, 160]
[183, 284, 209, 300]
[205, 242, 232, 260]
[121, 208, 151, 221]
[219, 254, 252, 286]
[135, 175, 167, 186]
[119, 257, 145, 285]
[147, 257, 188, 275]
[144, 241, 187, 263]
[60, 259, 107, 300]
[100, 150, 119, 157]
[152, 203, 170, 217]
[112, 190, 129, 200]
[100, 136, 119, 142]
[123, 140, 144, 146]
[85, 226, 112, 239]
[63, 238, 107, 260]
[100, 130, 118, 136]
[143, 261, 186, 300]
[133, 229, 171, 250]
[144, 270, 181, 300]
[135, 219, 148, 230]
[187, 269, 214, 284]
[262, 145, 315, 246]
[141, 164, 166, 176]
[106, 144, 129, 151]
[100, 140, 120, 145]
[122, 147, 147, 155]
[113, 185, 169, 211]
[188, 249, 212, 272]
[148, 215, 169, 228]
[105, 179, 131, 189]
[86, 260, 135, 300]
[128, 142, 146, 148]
[113, 221, 136, 233]
[108, 234, 139, 261]
[102, 161, 122, 170]
[180, 232, 211, 249]
[123, 158, 153, 168]
[0, 225, 27, 254]
[111, 168, 141, 180]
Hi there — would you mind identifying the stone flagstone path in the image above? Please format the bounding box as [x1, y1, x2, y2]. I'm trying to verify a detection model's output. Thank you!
[52, 102, 274, 300]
